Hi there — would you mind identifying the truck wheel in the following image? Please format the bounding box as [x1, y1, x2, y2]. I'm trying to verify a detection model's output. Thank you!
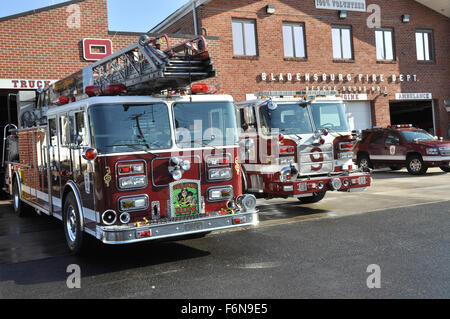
[440, 166, 450, 173]
[12, 179, 26, 217]
[357, 154, 372, 170]
[406, 155, 428, 175]
[298, 192, 326, 204]
[63, 193, 89, 254]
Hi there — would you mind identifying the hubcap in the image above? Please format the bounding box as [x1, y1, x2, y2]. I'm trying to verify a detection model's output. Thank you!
[410, 159, 422, 172]
[66, 205, 77, 242]
[360, 159, 369, 169]
[14, 192, 19, 211]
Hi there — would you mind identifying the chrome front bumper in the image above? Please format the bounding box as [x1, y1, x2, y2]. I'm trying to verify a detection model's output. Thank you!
[95, 211, 259, 245]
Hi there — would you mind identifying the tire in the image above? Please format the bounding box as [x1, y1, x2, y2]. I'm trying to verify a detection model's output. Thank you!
[12, 179, 26, 217]
[440, 166, 450, 173]
[298, 192, 326, 204]
[389, 166, 402, 171]
[406, 155, 428, 175]
[357, 153, 372, 170]
[63, 192, 89, 254]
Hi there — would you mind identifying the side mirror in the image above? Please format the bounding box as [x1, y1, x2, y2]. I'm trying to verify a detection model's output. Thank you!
[75, 135, 83, 146]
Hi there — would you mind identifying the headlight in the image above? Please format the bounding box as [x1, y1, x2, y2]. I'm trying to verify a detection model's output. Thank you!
[119, 196, 149, 212]
[208, 187, 233, 202]
[118, 175, 147, 189]
[426, 148, 439, 155]
[338, 152, 354, 159]
[208, 167, 232, 180]
[236, 194, 257, 211]
[279, 156, 295, 165]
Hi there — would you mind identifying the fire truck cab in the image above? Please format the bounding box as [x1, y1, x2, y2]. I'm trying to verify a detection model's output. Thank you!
[236, 91, 371, 203]
[1, 35, 258, 253]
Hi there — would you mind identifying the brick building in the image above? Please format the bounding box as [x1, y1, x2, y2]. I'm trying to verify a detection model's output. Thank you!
[151, 0, 450, 138]
[0, 0, 449, 139]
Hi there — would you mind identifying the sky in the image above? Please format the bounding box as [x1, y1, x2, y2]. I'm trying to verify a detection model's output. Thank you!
[0, 0, 190, 32]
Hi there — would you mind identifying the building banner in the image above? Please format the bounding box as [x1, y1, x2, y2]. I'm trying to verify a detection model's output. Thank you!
[315, 0, 367, 12]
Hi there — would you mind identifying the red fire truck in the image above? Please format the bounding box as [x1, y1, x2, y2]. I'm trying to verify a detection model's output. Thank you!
[236, 91, 371, 203]
[1, 35, 258, 253]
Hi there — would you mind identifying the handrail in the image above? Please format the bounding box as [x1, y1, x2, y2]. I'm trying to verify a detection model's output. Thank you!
[2, 123, 18, 167]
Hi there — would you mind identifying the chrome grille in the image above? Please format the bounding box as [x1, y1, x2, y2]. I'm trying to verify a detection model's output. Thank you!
[298, 144, 334, 176]
[439, 147, 450, 156]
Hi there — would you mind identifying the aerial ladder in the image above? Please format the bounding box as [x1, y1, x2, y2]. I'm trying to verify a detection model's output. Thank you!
[40, 34, 216, 106]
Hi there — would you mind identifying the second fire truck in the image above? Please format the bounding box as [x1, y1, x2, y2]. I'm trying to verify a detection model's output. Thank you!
[2, 34, 258, 253]
[236, 91, 372, 203]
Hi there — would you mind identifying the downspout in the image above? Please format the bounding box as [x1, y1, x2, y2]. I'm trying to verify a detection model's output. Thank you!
[192, 0, 198, 35]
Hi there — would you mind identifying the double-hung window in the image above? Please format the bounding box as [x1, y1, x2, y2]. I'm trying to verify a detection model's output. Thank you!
[415, 30, 434, 62]
[375, 28, 395, 61]
[282, 22, 306, 58]
[332, 26, 353, 60]
[232, 19, 257, 56]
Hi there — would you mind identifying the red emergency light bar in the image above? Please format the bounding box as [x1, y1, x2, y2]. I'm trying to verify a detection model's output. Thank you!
[388, 124, 413, 128]
[85, 84, 128, 97]
[191, 83, 219, 94]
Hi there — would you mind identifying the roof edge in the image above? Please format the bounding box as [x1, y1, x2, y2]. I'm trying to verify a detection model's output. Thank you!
[0, 0, 85, 23]
[149, 0, 211, 33]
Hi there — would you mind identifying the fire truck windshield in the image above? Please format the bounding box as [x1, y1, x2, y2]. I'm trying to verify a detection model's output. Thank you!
[259, 103, 314, 135]
[173, 101, 239, 148]
[310, 103, 350, 132]
[89, 103, 172, 153]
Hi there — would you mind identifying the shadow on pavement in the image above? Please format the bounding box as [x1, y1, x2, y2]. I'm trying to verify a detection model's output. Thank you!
[0, 239, 210, 286]
[258, 201, 328, 222]
[371, 169, 448, 180]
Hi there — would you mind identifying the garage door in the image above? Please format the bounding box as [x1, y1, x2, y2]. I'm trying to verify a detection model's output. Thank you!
[345, 101, 372, 131]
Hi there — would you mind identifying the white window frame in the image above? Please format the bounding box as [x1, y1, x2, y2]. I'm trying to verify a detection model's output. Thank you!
[232, 19, 257, 56]
[282, 22, 306, 58]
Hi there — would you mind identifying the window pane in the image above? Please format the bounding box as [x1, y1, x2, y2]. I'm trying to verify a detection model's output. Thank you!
[423, 32, 430, 60]
[332, 28, 342, 58]
[244, 22, 257, 56]
[341, 28, 352, 59]
[283, 25, 294, 57]
[375, 30, 385, 60]
[416, 32, 424, 60]
[384, 31, 394, 60]
[232, 22, 244, 55]
[293, 25, 305, 58]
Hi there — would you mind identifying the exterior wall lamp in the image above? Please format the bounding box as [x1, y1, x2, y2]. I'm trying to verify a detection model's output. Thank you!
[339, 10, 347, 19]
[266, 5, 275, 14]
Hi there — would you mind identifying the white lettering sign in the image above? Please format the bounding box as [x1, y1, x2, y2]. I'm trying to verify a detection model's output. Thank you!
[342, 94, 368, 101]
[315, 0, 366, 12]
[395, 93, 432, 100]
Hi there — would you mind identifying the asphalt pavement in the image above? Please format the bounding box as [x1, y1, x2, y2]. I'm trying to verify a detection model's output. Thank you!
[0, 168, 449, 299]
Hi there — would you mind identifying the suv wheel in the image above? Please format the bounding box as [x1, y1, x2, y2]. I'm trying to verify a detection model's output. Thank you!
[406, 155, 428, 175]
[357, 154, 372, 170]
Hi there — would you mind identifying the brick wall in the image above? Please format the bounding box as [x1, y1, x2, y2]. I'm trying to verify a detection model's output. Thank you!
[158, 0, 450, 137]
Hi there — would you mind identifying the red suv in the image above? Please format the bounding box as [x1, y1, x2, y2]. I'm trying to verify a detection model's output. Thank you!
[354, 125, 450, 175]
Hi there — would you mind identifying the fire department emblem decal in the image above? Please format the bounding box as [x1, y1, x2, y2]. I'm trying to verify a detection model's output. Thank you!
[390, 145, 396, 155]
[170, 180, 201, 217]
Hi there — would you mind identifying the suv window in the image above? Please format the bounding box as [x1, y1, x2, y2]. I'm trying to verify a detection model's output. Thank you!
[385, 132, 400, 145]
[370, 132, 384, 144]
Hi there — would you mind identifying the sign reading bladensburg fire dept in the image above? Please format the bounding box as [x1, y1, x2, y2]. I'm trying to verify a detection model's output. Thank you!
[315, 0, 366, 12]
[171, 181, 201, 217]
